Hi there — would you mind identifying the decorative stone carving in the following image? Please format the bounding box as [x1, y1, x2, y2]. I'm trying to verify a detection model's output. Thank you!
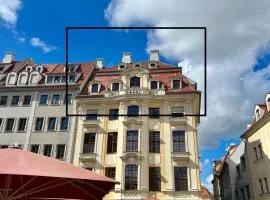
[120, 152, 143, 165]
[123, 118, 142, 130]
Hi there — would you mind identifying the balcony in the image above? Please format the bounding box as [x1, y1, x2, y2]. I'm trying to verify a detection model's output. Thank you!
[171, 151, 189, 161]
[169, 116, 187, 125]
[104, 88, 165, 97]
[82, 119, 99, 127]
[79, 144, 96, 162]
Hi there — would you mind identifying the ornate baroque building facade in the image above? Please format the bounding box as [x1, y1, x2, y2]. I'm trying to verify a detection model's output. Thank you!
[73, 51, 202, 199]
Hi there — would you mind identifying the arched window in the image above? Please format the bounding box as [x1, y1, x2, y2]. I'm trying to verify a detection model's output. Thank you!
[7, 74, 16, 85]
[18, 73, 28, 85]
[130, 76, 140, 88]
[29, 74, 38, 84]
[127, 105, 139, 117]
[256, 109, 260, 119]
[125, 165, 138, 190]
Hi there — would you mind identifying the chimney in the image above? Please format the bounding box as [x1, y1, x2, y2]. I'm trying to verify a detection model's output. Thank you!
[150, 50, 159, 62]
[96, 58, 104, 69]
[122, 52, 131, 63]
[2, 52, 15, 63]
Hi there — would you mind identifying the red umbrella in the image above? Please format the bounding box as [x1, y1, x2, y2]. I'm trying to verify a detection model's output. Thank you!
[0, 147, 118, 200]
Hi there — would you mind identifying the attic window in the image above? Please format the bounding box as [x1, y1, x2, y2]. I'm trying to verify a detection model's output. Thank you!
[134, 63, 141, 67]
[36, 65, 44, 73]
[118, 64, 126, 70]
[69, 67, 75, 73]
[26, 66, 33, 73]
[172, 80, 181, 89]
[149, 62, 157, 68]
[256, 109, 260, 119]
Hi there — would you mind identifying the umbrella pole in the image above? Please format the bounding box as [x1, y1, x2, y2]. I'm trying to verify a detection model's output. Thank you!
[0, 175, 12, 200]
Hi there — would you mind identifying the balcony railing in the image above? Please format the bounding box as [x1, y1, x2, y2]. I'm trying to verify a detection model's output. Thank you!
[171, 151, 189, 161]
[104, 88, 165, 97]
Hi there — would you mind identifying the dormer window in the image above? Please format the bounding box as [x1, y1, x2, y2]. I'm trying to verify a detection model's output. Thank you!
[61, 76, 66, 83]
[69, 75, 75, 83]
[256, 109, 260, 119]
[18, 73, 28, 85]
[26, 66, 33, 73]
[130, 76, 140, 88]
[47, 76, 53, 84]
[7, 73, 17, 85]
[112, 82, 120, 91]
[118, 64, 126, 70]
[69, 66, 75, 73]
[91, 84, 99, 93]
[36, 65, 44, 73]
[149, 62, 157, 69]
[54, 76, 61, 83]
[172, 80, 181, 90]
[29, 73, 38, 84]
[151, 81, 158, 89]
[134, 63, 141, 67]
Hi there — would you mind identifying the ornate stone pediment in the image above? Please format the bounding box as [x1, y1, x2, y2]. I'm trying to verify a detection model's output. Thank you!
[120, 152, 143, 165]
[121, 67, 149, 76]
[123, 118, 142, 130]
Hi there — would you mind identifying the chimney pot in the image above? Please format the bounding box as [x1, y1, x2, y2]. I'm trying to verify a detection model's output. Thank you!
[3, 52, 15, 63]
[96, 58, 104, 69]
[150, 50, 159, 61]
[122, 52, 131, 63]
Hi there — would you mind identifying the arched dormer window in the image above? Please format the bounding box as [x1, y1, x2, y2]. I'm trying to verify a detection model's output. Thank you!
[130, 76, 140, 88]
[256, 109, 260, 119]
[26, 66, 33, 73]
[17, 72, 29, 85]
[149, 62, 157, 69]
[118, 64, 126, 70]
[36, 65, 44, 73]
[127, 105, 139, 117]
[89, 81, 101, 93]
[6, 73, 17, 85]
[133, 63, 141, 67]
[172, 79, 181, 90]
[29, 72, 39, 85]
[125, 164, 138, 190]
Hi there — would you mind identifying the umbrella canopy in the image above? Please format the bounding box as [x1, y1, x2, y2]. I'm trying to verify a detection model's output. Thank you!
[0, 147, 117, 200]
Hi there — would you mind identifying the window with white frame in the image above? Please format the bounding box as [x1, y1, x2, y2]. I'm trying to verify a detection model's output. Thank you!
[43, 144, 53, 157]
[125, 164, 138, 190]
[29, 73, 38, 84]
[56, 144, 66, 159]
[130, 76, 140, 88]
[172, 79, 181, 89]
[7, 73, 17, 85]
[22, 95, 32, 105]
[5, 118, 15, 132]
[46, 76, 53, 83]
[17, 118, 27, 131]
[39, 95, 48, 105]
[91, 83, 99, 93]
[35, 118, 44, 131]
[54, 76, 61, 83]
[150, 80, 159, 89]
[112, 82, 120, 91]
[51, 94, 60, 105]
[47, 117, 57, 131]
[11, 96, 19, 106]
[60, 117, 69, 130]
[30, 144, 39, 153]
[18, 73, 28, 85]
[0, 96, 8, 106]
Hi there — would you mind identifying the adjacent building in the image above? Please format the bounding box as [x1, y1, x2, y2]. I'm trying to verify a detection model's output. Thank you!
[73, 51, 202, 199]
[241, 93, 270, 200]
[0, 52, 95, 163]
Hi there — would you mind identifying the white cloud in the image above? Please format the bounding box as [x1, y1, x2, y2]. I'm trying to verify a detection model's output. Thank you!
[0, 0, 22, 27]
[200, 158, 210, 171]
[30, 37, 57, 53]
[105, 0, 270, 148]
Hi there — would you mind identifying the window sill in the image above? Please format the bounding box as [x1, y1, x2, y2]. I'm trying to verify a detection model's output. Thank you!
[21, 104, 31, 107]
[10, 105, 20, 107]
[106, 152, 117, 155]
[58, 130, 69, 132]
[50, 104, 60, 106]
[16, 130, 26, 133]
[39, 104, 49, 106]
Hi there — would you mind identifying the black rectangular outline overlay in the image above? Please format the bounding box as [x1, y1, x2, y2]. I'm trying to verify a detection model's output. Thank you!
[65, 26, 207, 117]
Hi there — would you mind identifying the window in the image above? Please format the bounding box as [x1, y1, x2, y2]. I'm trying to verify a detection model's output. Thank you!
[30, 145, 39, 153]
[125, 165, 138, 190]
[151, 81, 158, 89]
[91, 84, 99, 93]
[149, 167, 161, 191]
[0, 118, 2, 129]
[109, 109, 119, 120]
[35, 118, 44, 131]
[254, 147, 258, 160]
[0, 96, 8, 106]
[127, 105, 139, 117]
[149, 108, 160, 118]
[258, 144, 263, 159]
[17, 118, 27, 131]
[43, 145, 53, 157]
[0, 145, 9, 149]
[174, 167, 188, 191]
[86, 110, 98, 120]
[172, 80, 180, 89]
[245, 185, 250, 199]
[173, 130, 186, 152]
[118, 64, 126, 69]
[171, 106, 184, 117]
[69, 75, 75, 83]
[83, 133, 96, 154]
[105, 167, 116, 180]
[51, 94, 60, 105]
[259, 179, 264, 194]
[61, 76, 66, 83]
[47, 76, 53, 83]
[11, 96, 19, 106]
[112, 82, 120, 91]
[240, 156, 246, 171]
[107, 132, 118, 153]
[126, 130, 138, 152]
[60, 117, 69, 130]
[149, 131, 160, 153]
[5, 118, 15, 132]
[264, 177, 269, 193]
[130, 76, 140, 88]
[39, 95, 48, 105]
[8, 74, 16, 85]
[56, 144, 65, 159]
[23, 95, 31, 105]
[64, 94, 72, 104]
[47, 117, 56, 131]
[54, 76, 61, 83]
[236, 165, 240, 178]
[256, 109, 260, 119]
[30, 74, 38, 84]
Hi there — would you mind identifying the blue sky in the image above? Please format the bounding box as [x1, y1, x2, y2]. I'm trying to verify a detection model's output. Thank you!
[1, 0, 270, 192]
